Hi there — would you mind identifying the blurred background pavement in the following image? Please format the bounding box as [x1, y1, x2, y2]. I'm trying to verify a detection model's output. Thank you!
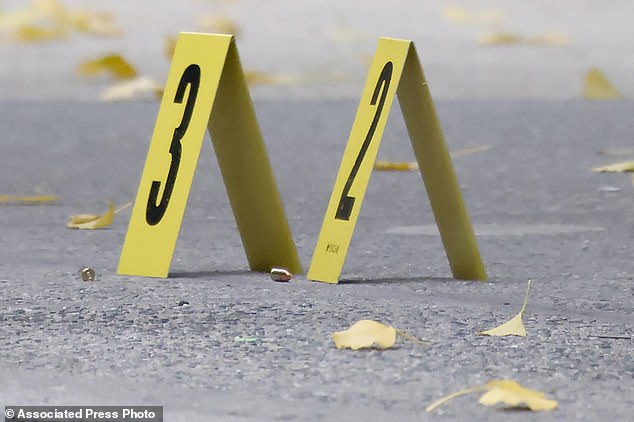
[1, 0, 633, 101]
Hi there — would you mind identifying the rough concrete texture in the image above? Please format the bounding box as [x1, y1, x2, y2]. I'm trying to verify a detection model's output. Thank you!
[0, 100, 632, 420]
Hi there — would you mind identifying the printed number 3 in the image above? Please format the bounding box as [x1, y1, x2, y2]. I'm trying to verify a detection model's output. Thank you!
[335, 61, 393, 221]
[146, 64, 201, 225]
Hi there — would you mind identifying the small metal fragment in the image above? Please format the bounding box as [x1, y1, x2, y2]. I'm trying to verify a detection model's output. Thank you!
[270, 267, 292, 282]
[79, 267, 95, 281]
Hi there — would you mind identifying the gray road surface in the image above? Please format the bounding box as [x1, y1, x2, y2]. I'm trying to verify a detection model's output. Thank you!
[0, 99, 632, 421]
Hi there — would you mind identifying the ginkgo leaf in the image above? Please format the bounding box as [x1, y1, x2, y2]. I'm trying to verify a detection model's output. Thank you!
[100, 77, 162, 101]
[479, 280, 532, 337]
[426, 379, 558, 413]
[0, 194, 59, 204]
[244, 70, 299, 86]
[332, 320, 397, 350]
[479, 380, 558, 411]
[478, 31, 569, 47]
[374, 160, 418, 171]
[583, 68, 621, 100]
[67, 201, 120, 229]
[442, 5, 504, 25]
[77, 54, 137, 80]
[0, 9, 33, 30]
[332, 320, 426, 350]
[375, 145, 492, 172]
[13, 24, 67, 42]
[67, 11, 122, 37]
[452, 144, 492, 158]
[4, 0, 121, 41]
[592, 160, 634, 173]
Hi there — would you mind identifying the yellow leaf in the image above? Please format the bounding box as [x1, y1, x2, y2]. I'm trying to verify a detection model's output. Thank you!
[478, 31, 523, 45]
[244, 70, 299, 86]
[442, 5, 504, 25]
[426, 379, 558, 413]
[583, 68, 621, 100]
[13, 24, 67, 42]
[375, 145, 492, 172]
[479, 380, 558, 411]
[479, 280, 531, 337]
[374, 160, 418, 171]
[451, 144, 492, 158]
[77, 54, 137, 80]
[332, 320, 397, 350]
[67, 201, 115, 229]
[529, 32, 570, 47]
[478, 31, 569, 47]
[0, 10, 34, 30]
[592, 160, 634, 173]
[0, 194, 59, 204]
[67, 11, 122, 37]
[100, 77, 163, 101]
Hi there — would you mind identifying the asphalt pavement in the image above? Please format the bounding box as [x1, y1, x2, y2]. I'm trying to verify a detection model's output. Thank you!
[0, 99, 632, 421]
[1, 1, 633, 421]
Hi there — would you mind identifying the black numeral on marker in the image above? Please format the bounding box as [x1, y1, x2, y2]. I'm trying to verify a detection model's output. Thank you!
[146, 64, 201, 226]
[335, 61, 393, 221]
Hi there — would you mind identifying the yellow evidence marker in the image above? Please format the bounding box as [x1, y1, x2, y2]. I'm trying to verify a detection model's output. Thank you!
[307, 37, 486, 284]
[118, 33, 302, 278]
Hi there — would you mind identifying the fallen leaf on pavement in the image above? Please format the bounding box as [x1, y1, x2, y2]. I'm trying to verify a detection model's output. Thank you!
[479, 280, 532, 337]
[0, 9, 33, 30]
[68, 11, 122, 37]
[479, 31, 569, 46]
[0, 194, 59, 204]
[332, 320, 426, 350]
[333, 320, 396, 350]
[452, 144, 492, 158]
[67, 201, 130, 229]
[67, 201, 115, 229]
[592, 160, 634, 173]
[244, 70, 299, 86]
[480, 380, 558, 410]
[374, 161, 418, 171]
[12, 24, 67, 42]
[583, 68, 621, 100]
[78, 54, 137, 80]
[442, 5, 504, 25]
[2, 0, 121, 42]
[426, 379, 558, 413]
[100, 77, 162, 101]
[375, 145, 491, 172]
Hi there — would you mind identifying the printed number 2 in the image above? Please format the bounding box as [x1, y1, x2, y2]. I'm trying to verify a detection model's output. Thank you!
[335, 61, 393, 221]
[146, 64, 201, 226]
